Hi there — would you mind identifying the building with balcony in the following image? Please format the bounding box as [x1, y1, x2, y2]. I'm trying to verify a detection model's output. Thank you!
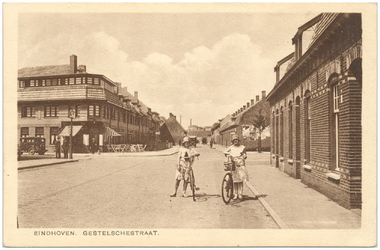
[18, 55, 162, 153]
[266, 13, 362, 209]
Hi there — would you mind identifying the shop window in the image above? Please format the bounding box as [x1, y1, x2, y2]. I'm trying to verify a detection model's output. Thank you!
[35, 127, 44, 137]
[21, 127, 29, 137]
[50, 127, 59, 145]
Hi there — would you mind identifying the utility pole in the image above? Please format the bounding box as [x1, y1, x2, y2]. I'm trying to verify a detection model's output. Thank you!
[68, 108, 75, 159]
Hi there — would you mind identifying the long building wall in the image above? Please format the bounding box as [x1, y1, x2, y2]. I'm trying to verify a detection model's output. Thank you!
[268, 14, 362, 209]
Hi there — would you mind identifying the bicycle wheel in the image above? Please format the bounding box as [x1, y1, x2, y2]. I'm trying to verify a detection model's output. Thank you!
[189, 170, 196, 201]
[221, 173, 233, 204]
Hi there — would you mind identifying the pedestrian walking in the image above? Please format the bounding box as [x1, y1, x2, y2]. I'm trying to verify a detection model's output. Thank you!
[210, 138, 214, 149]
[55, 137, 61, 158]
[62, 139, 69, 159]
[90, 138, 98, 154]
[224, 135, 249, 200]
[170, 136, 199, 198]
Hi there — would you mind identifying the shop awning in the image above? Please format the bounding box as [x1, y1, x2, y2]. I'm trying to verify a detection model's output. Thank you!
[59, 125, 83, 137]
[104, 127, 121, 137]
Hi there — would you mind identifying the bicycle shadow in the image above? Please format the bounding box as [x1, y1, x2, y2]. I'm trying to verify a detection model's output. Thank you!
[193, 192, 221, 202]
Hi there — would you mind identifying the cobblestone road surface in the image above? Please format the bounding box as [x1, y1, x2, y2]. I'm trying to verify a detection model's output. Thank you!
[18, 145, 278, 229]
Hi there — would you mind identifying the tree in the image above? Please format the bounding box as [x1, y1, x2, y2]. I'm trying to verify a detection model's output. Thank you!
[252, 108, 270, 153]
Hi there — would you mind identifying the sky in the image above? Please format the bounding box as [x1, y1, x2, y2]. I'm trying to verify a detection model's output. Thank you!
[18, 11, 320, 129]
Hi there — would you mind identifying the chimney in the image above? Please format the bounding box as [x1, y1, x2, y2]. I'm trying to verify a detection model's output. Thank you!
[134, 91, 138, 99]
[70, 55, 77, 73]
[247, 102, 250, 108]
[251, 99, 255, 106]
[243, 105, 246, 110]
[256, 95, 259, 102]
[169, 113, 173, 117]
[115, 82, 122, 94]
[262, 91, 266, 100]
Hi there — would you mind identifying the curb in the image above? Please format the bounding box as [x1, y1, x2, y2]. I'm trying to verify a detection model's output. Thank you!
[18, 150, 178, 170]
[244, 180, 289, 229]
[18, 160, 79, 170]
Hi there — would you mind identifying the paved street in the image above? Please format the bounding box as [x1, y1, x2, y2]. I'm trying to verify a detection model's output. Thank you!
[18, 145, 278, 229]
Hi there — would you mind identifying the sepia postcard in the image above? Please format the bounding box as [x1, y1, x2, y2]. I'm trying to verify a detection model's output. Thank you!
[3, 2, 377, 247]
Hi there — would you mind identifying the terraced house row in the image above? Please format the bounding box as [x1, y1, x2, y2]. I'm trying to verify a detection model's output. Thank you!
[17, 55, 162, 153]
[267, 13, 362, 209]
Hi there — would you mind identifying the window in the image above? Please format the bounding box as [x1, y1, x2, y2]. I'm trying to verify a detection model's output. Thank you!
[19, 80, 25, 88]
[50, 127, 59, 145]
[289, 103, 293, 159]
[94, 78, 99, 85]
[88, 105, 100, 117]
[30, 80, 36, 87]
[46, 79, 51, 86]
[88, 77, 93, 84]
[280, 107, 284, 156]
[76, 77, 82, 84]
[69, 78, 75, 85]
[42, 79, 46, 86]
[21, 106, 35, 118]
[65, 78, 69, 85]
[35, 127, 44, 137]
[305, 94, 311, 163]
[45, 105, 58, 117]
[52, 79, 58, 86]
[21, 127, 29, 137]
[331, 83, 340, 170]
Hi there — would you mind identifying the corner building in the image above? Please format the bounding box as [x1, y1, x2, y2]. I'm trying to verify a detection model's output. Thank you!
[18, 55, 161, 153]
[266, 13, 362, 209]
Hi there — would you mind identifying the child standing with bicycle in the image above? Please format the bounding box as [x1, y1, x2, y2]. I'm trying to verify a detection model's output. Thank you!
[224, 135, 249, 200]
[170, 136, 199, 198]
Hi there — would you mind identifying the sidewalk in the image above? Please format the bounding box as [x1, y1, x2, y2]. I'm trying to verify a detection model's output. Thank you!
[18, 146, 179, 170]
[213, 144, 361, 229]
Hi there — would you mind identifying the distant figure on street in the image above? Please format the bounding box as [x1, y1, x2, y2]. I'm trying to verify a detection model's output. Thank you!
[90, 138, 98, 154]
[62, 139, 69, 159]
[55, 137, 61, 158]
[210, 138, 214, 149]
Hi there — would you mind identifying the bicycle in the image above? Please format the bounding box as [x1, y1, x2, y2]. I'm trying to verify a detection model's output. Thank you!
[184, 153, 200, 202]
[222, 154, 235, 204]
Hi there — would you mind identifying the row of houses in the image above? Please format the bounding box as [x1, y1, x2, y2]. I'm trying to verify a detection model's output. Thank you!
[267, 13, 362, 209]
[210, 91, 271, 151]
[210, 13, 362, 210]
[18, 55, 164, 153]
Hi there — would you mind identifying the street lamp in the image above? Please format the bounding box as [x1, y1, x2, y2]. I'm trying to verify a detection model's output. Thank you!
[69, 108, 75, 159]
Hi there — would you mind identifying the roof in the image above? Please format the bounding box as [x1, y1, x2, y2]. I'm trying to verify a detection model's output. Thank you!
[161, 116, 186, 143]
[18, 65, 73, 78]
[307, 13, 339, 50]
